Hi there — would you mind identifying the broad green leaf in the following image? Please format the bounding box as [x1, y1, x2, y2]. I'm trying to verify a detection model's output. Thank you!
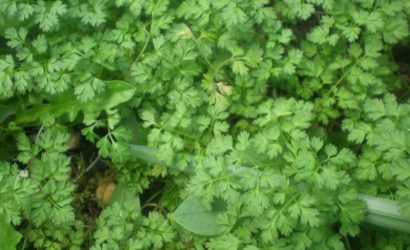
[0, 103, 17, 123]
[126, 143, 196, 173]
[0, 214, 21, 250]
[173, 195, 224, 236]
[15, 80, 136, 124]
[125, 143, 408, 234]
[127, 144, 166, 166]
[109, 183, 141, 212]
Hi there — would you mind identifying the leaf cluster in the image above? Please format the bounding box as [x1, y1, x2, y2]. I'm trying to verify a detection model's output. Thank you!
[0, 0, 410, 249]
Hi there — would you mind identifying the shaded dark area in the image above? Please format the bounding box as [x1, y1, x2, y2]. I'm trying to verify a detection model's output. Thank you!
[68, 129, 107, 248]
[140, 177, 166, 215]
[393, 41, 410, 102]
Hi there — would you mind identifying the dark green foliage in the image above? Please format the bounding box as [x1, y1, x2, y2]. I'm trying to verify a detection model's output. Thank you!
[0, 0, 410, 249]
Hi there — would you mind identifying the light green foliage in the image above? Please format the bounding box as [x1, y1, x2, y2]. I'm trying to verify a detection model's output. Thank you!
[0, 0, 410, 249]
[343, 94, 410, 217]
[91, 202, 175, 250]
[0, 127, 82, 249]
[0, 162, 35, 225]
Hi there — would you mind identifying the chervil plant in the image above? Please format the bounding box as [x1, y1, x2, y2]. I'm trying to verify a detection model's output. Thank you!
[1, 0, 410, 249]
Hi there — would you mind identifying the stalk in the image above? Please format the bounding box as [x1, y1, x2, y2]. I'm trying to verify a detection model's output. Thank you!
[127, 144, 410, 234]
[359, 195, 410, 233]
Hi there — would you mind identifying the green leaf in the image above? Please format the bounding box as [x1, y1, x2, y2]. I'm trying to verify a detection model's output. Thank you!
[0, 103, 17, 123]
[221, 3, 247, 26]
[364, 98, 386, 120]
[127, 144, 166, 166]
[4, 27, 27, 48]
[232, 60, 248, 75]
[347, 122, 372, 143]
[15, 80, 136, 124]
[342, 26, 361, 42]
[383, 18, 409, 44]
[173, 195, 224, 236]
[74, 77, 105, 102]
[0, 213, 22, 250]
[297, 3, 314, 20]
[207, 135, 233, 155]
[34, 0, 67, 31]
[109, 183, 141, 212]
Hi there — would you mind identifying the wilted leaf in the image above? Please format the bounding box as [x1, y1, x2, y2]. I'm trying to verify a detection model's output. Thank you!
[96, 180, 116, 207]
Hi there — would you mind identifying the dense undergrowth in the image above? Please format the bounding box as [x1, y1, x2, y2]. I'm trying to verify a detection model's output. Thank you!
[1, 0, 410, 249]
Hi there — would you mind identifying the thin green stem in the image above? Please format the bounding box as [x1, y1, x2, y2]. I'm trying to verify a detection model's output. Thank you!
[136, 32, 151, 62]
[34, 124, 44, 143]
[142, 203, 158, 209]
[344, 236, 352, 250]
[143, 187, 164, 206]
[334, 55, 367, 87]
[272, 193, 301, 225]
[127, 26, 151, 76]
[197, 174, 236, 189]
[191, 33, 216, 71]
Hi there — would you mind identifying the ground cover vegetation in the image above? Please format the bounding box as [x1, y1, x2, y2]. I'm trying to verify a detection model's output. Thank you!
[0, 0, 410, 249]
